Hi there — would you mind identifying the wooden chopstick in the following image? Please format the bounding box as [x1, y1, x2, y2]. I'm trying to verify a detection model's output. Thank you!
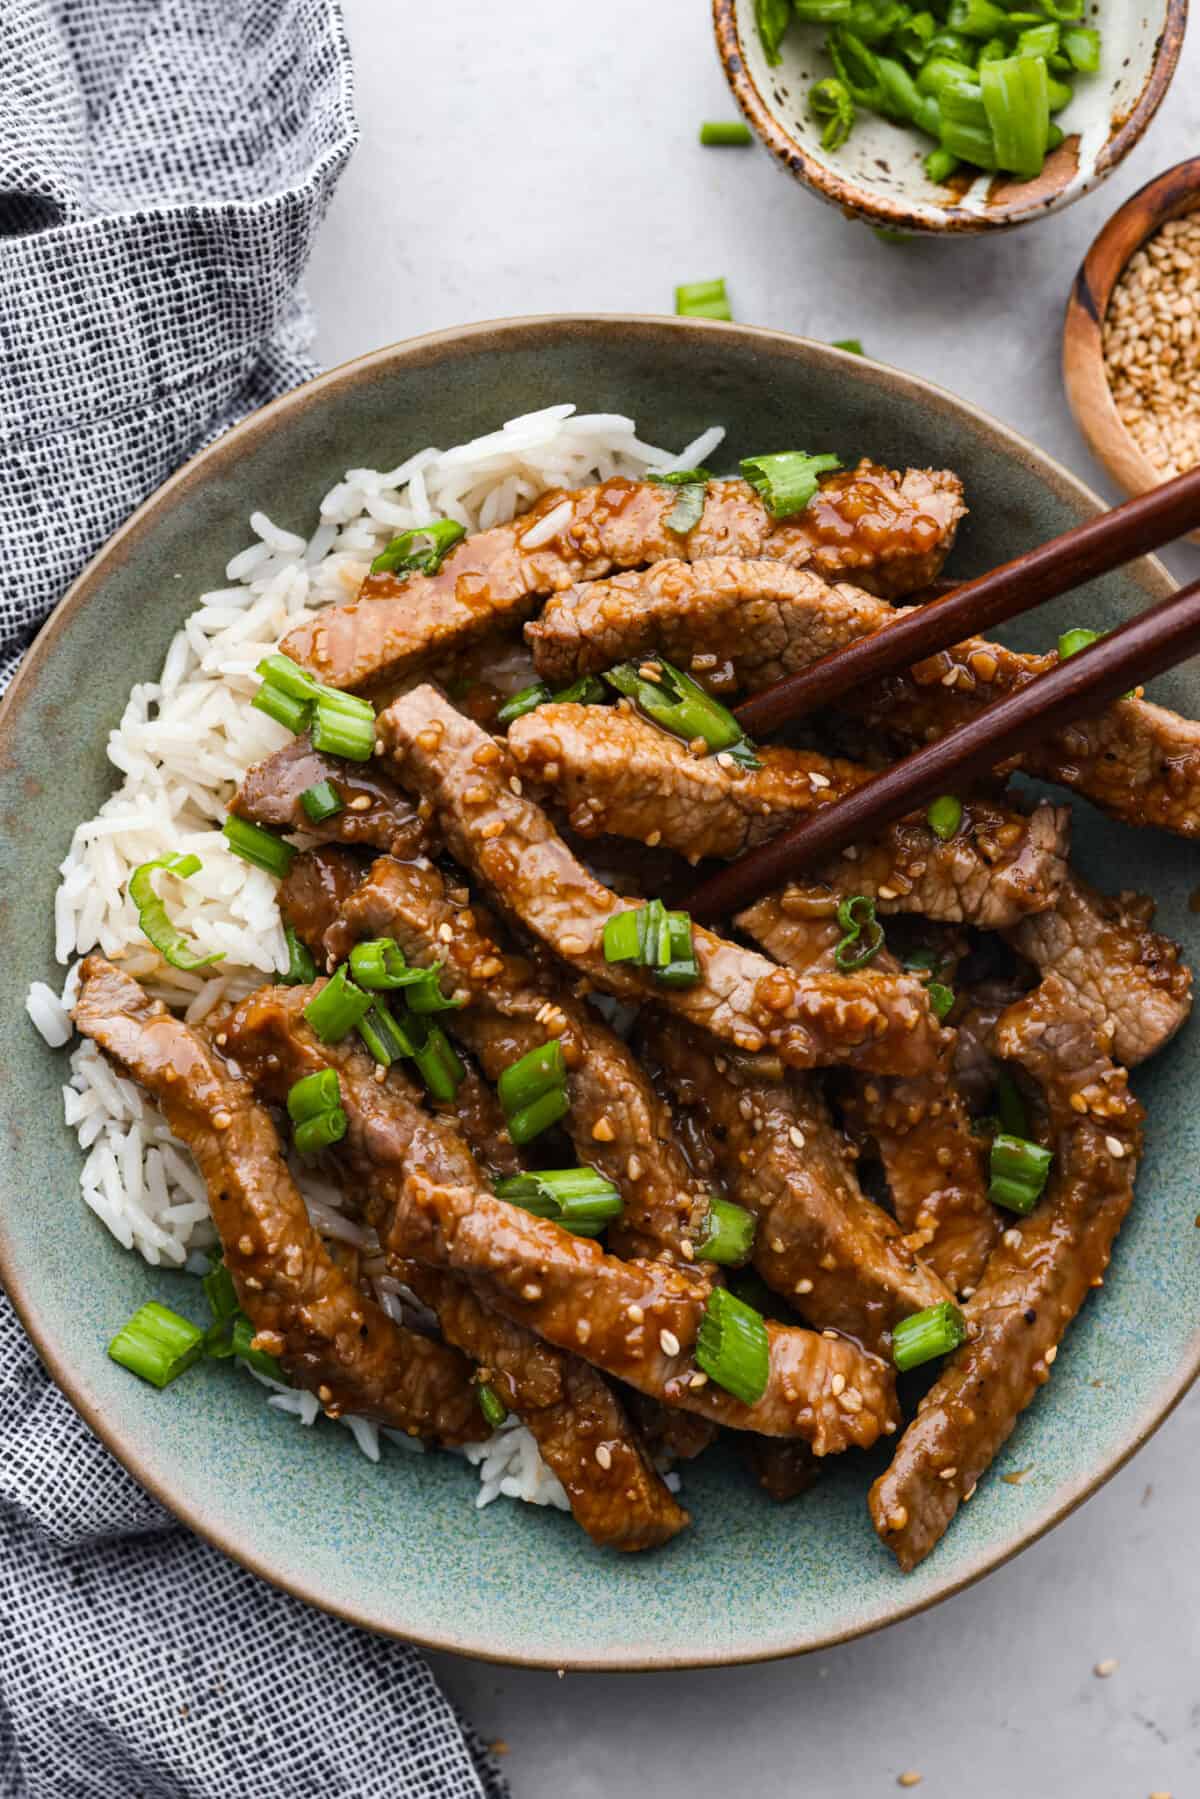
[689, 575, 1200, 922]
[735, 463, 1200, 740]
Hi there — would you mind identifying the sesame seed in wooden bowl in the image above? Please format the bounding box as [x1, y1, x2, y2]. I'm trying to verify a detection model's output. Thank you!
[1064, 157, 1200, 538]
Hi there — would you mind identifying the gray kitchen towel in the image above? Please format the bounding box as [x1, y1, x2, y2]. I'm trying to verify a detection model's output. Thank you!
[0, 5, 506, 1795]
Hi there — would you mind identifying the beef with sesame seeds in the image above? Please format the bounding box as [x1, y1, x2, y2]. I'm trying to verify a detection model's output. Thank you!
[279, 463, 966, 692]
[232, 733, 429, 858]
[869, 974, 1143, 1570]
[278, 844, 365, 954]
[378, 686, 946, 1077]
[72, 957, 484, 1446]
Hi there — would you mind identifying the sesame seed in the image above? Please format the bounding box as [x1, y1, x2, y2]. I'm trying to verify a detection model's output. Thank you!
[438, 922, 454, 942]
[939, 1465, 957, 1481]
[897, 1774, 923, 1790]
[1094, 1658, 1119, 1678]
[521, 1282, 542, 1301]
[809, 771, 831, 789]
[830, 1373, 846, 1396]
[347, 794, 372, 811]
[794, 1278, 814, 1294]
[638, 663, 662, 682]
[238, 1235, 253, 1254]
[838, 1387, 863, 1413]
[576, 1319, 591, 1344]
[1105, 1135, 1126, 1158]
[560, 933, 587, 955]
[646, 830, 662, 846]
[1003, 1228, 1022, 1249]
[680, 1240, 695, 1261]
[214, 1031, 228, 1046]
[1045, 1345, 1058, 1365]
[627, 1304, 644, 1324]
[788, 1126, 806, 1149]
[626, 1154, 642, 1180]
[659, 1329, 681, 1357]
[689, 1370, 709, 1388]
[212, 1111, 232, 1130]
[715, 751, 735, 770]
[888, 1506, 908, 1531]
[509, 776, 523, 795]
[373, 738, 385, 755]
[480, 819, 506, 839]
[594, 1444, 612, 1470]
[878, 885, 897, 900]
[318, 1386, 333, 1403]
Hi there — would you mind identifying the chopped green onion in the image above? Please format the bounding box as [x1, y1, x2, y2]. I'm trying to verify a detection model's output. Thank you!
[108, 1302, 205, 1389]
[647, 467, 712, 535]
[357, 1000, 418, 1067]
[833, 894, 884, 972]
[311, 696, 375, 761]
[946, 0, 1012, 35]
[283, 923, 317, 986]
[477, 1382, 508, 1428]
[255, 653, 320, 702]
[1016, 21, 1059, 58]
[1062, 25, 1100, 73]
[1058, 626, 1102, 660]
[349, 939, 409, 989]
[552, 673, 609, 707]
[602, 908, 643, 965]
[740, 451, 842, 518]
[496, 682, 553, 727]
[370, 518, 467, 578]
[893, 1301, 966, 1372]
[601, 903, 700, 988]
[223, 814, 296, 878]
[1037, 0, 1084, 18]
[675, 278, 732, 321]
[695, 1288, 770, 1407]
[498, 1039, 567, 1117]
[938, 80, 997, 169]
[253, 682, 311, 733]
[926, 794, 963, 840]
[505, 1087, 571, 1146]
[412, 1022, 465, 1102]
[980, 54, 1050, 179]
[656, 909, 703, 989]
[300, 780, 343, 824]
[287, 1067, 341, 1124]
[928, 981, 955, 1023]
[754, 0, 792, 63]
[896, 8, 937, 62]
[924, 145, 961, 183]
[989, 1132, 1053, 1214]
[832, 337, 864, 354]
[307, 684, 375, 722]
[231, 1313, 285, 1381]
[128, 853, 222, 973]
[603, 655, 760, 768]
[696, 1197, 757, 1266]
[699, 120, 753, 146]
[203, 1260, 239, 1327]
[810, 76, 856, 150]
[302, 966, 373, 1042]
[293, 1105, 349, 1156]
[404, 965, 465, 1014]
[494, 1168, 623, 1238]
[995, 1068, 1029, 1140]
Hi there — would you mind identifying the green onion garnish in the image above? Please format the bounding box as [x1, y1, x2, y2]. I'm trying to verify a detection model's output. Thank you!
[646, 467, 712, 535]
[699, 120, 753, 146]
[601, 901, 701, 988]
[675, 278, 732, 321]
[496, 682, 553, 727]
[995, 1068, 1029, 1140]
[300, 780, 344, 824]
[252, 654, 376, 758]
[310, 696, 375, 762]
[810, 75, 856, 150]
[1058, 627, 1102, 659]
[551, 673, 609, 706]
[287, 1067, 342, 1124]
[833, 894, 883, 972]
[404, 966, 465, 1014]
[831, 336, 864, 354]
[928, 981, 955, 1023]
[412, 1022, 465, 1102]
[230, 1313, 285, 1381]
[494, 1168, 623, 1238]
[989, 1132, 1053, 1215]
[282, 923, 317, 986]
[349, 939, 409, 989]
[1062, 25, 1099, 73]
[302, 965, 373, 1043]
[370, 518, 467, 579]
[477, 1382, 508, 1428]
[293, 1105, 349, 1156]
[498, 1039, 566, 1117]
[222, 815, 296, 879]
[108, 1302, 205, 1389]
[980, 54, 1049, 179]
[739, 451, 842, 519]
[506, 1088, 570, 1146]
[357, 999, 418, 1067]
[893, 1301, 967, 1373]
[754, 0, 791, 63]
[253, 683, 311, 734]
[256, 652, 320, 702]
[603, 655, 760, 769]
[926, 794, 963, 840]
[203, 1259, 239, 1326]
[127, 853, 221, 973]
[924, 144, 960, 184]
[695, 1287, 770, 1407]
[696, 1197, 757, 1266]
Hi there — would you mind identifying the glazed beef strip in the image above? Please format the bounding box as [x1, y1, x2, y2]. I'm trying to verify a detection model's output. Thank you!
[644, 1019, 951, 1351]
[219, 985, 687, 1552]
[869, 973, 1143, 1571]
[281, 463, 965, 691]
[378, 686, 945, 1077]
[745, 1440, 822, 1503]
[72, 957, 483, 1445]
[232, 734, 428, 857]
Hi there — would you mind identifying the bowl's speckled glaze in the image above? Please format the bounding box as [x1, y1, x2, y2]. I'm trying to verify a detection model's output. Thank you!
[1, 317, 1197, 1669]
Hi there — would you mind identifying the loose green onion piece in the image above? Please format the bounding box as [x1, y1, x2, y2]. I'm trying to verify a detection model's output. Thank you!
[675, 278, 732, 321]
[293, 1105, 348, 1156]
[833, 894, 884, 972]
[496, 682, 553, 727]
[646, 468, 714, 485]
[980, 54, 1050, 179]
[656, 910, 702, 990]
[203, 1260, 239, 1326]
[477, 1382, 508, 1428]
[928, 981, 955, 1023]
[810, 76, 856, 150]
[638, 898, 671, 969]
[1062, 25, 1100, 73]
[108, 1302, 205, 1389]
[994, 1068, 1029, 1140]
[412, 1023, 465, 1102]
[370, 518, 467, 578]
[896, 8, 937, 62]
[600, 903, 700, 987]
[252, 682, 311, 734]
[1058, 627, 1102, 660]
[695, 1288, 770, 1407]
[696, 1197, 757, 1266]
[699, 120, 753, 146]
[938, 80, 997, 170]
[231, 1313, 286, 1382]
[300, 779, 344, 824]
[506, 1086, 571, 1147]
[222, 814, 296, 878]
[551, 673, 609, 707]
[255, 653, 320, 702]
[893, 1301, 967, 1373]
[283, 923, 317, 986]
[308, 684, 376, 722]
[349, 938, 409, 989]
[989, 1132, 1054, 1214]
[602, 656, 760, 767]
[287, 1067, 342, 1124]
[494, 1168, 623, 1238]
[302, 965, 373, 1042]
[602, 907, 643, 965]
[946, 0, 1011, 35]
[650, 471, 708, 534]
[739, 451, 842, 519]
[1016, 22, 1059, 58]
[310, 696, 375, 762]
[827, 28, 885, 109]
[926, 794, 963, 840]
[357, 1000, 418, 1067]
[832, 337, 864, 354]
[1037, 0, 1084, 18]
[404, 965, 466, 1014]
[498, 1038, 567, 1118]
[127, 853, 222, 973]
[754, 0, 792, 64]
[924, 145, 961, 184]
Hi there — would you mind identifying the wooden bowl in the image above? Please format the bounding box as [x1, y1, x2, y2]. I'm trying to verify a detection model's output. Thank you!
[713, 0, 1188, 235]
[1064, 157, 1200, 529]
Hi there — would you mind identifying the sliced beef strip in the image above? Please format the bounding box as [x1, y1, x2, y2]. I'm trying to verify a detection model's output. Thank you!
[869, 974, 1143, 1571]
[232, 734, 428, 858]
[396, 1169, 900, 1454]
[73, 957, 483, 1445]
[1005, 872, 1192, 1066]
[745, 1439, 822, 1503]
[278, 844, 365, 950]
[281, 463, 965, 691]
[644, 1018, 951, 1352]
[219, 983, 687, 1552]
[378, 686, 945, 1077]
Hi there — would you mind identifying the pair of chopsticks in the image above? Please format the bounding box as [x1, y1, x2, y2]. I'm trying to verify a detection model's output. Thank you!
[689, 464, 1200, 921]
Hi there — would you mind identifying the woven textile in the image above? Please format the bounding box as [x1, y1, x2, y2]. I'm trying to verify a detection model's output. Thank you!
[0, 5, 506, 1794]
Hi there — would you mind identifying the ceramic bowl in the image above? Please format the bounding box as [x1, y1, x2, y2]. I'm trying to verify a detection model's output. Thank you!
[1064, 156, 1200, 524]
[2, 316, 1197, 1669]
[712, 0, 1187, 234]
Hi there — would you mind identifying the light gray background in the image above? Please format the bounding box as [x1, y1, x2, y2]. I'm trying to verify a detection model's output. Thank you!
[308, 5, 1200, 1793]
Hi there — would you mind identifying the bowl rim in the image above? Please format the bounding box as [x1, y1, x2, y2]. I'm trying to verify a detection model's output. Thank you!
[1063, 155, 1200, 518]
[0, 311, 1192, 1670]
[711, 0, 1188, 236]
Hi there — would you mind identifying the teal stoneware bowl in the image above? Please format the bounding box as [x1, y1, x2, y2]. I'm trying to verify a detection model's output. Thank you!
[2, 317, 1197, 1669]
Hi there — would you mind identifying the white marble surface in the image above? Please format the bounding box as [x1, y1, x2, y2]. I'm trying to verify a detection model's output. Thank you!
[308, 4, 1200, 1792]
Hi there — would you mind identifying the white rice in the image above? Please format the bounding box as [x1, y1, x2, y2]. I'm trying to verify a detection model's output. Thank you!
[30, 402, 716, 1509]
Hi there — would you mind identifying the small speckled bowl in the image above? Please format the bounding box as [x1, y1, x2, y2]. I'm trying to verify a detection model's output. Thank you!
[1, 316, 1198, 1669]
[712, 0, 1187, 234]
